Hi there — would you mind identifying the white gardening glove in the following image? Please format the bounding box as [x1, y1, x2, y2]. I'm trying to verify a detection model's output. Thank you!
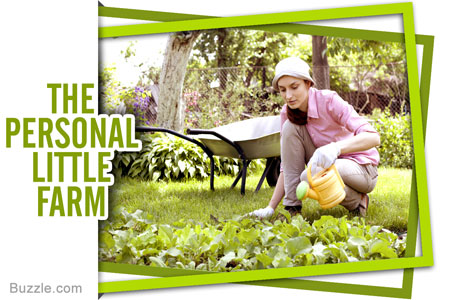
[308, 142, 341, 176]
[247, 206, 274, 218]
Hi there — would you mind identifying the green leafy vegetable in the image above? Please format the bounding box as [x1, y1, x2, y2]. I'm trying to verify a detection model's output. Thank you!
[99, 208, 406, 271]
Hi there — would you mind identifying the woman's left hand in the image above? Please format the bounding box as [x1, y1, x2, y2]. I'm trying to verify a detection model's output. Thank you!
[308, 142, 341, 175]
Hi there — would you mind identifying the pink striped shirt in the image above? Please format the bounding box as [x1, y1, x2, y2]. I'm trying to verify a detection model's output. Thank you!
[280, 87, 379, 166]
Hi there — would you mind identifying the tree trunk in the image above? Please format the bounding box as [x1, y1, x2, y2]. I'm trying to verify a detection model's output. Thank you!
[157, 31, 200, 131]
[312, 36, 330, 90]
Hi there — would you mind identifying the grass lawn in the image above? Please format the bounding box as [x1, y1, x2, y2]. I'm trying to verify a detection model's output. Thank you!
[109, 167, 411, 233]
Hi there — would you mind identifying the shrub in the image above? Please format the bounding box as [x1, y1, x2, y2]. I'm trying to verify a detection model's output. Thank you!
[112, 132, 264, 181]
[371, 109, 413, 169]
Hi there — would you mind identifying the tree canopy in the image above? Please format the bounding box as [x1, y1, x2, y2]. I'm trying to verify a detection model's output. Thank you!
[188, 29, 299, 89]
[99, 28, 408, 131]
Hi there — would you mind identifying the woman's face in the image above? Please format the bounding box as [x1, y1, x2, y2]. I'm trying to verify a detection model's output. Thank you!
[277, 76, 311, 112]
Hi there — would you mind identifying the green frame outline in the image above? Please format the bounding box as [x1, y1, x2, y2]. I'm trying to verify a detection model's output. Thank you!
[98, 3, 433, 297]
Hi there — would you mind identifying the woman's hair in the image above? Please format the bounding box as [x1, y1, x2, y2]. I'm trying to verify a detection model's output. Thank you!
[287, 106, 308, 125]
[285, 79, 311, 125]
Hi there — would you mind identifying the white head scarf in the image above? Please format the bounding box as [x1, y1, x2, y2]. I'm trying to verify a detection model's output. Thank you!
[272, 57, 315, 91]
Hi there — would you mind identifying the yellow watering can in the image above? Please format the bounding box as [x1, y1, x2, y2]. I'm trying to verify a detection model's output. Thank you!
[296, 164, 346, 209]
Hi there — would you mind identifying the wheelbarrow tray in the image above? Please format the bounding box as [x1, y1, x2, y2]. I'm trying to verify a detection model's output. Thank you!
[191, 116, 281, 159]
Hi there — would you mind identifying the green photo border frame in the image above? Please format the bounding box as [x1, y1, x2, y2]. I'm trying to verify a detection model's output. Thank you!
[98, 19, 433, 299]
[98, 2, 433, 296]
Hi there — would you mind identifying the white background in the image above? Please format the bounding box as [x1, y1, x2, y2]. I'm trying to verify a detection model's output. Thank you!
[1, 0, 448, 299]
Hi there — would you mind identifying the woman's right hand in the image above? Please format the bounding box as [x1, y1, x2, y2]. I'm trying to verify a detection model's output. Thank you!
[308, 142, 341, 176]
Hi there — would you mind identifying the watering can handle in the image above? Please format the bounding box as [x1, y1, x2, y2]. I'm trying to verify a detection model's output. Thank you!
[307, 164, 340, 184]
[306, 164, 325, 184]
[307, 165, 313, 186]
[305, 165, 320, 201]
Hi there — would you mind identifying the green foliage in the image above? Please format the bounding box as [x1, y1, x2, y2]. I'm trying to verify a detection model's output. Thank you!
[112, 132, 263, 181]
[184, 82, 283, 129]
[182, 29, 301, 129]
[121, 86, 154, 126]
[99, 208, 407, 270]
[371, 109, 413, 169]
[99, 40, 160, 125]
[326, 38, 406, 67]
[99, 66, 127, 115]
[121, 40, 137, 62]
[326, 38, 408, 108]
[190, 29, 294, 89]
[99, 63, 157, 126]
[184, 84, 246, 128]
[329, 66, 353, 93]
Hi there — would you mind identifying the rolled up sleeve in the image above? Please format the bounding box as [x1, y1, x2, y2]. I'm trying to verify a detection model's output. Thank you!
[328, 93, 378, 135]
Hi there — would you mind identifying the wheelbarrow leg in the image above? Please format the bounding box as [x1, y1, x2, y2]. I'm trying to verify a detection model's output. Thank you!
[231, 168, 243, 189]
[230, 159, 250, 195]
[241, 159, 249, 195]
[255, 157, 276, 193]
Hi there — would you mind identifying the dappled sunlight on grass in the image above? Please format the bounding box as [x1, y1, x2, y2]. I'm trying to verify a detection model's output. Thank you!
[368, 167, 411, 231]
[110, 173, 274, 224]
[109, 167, 411, 232]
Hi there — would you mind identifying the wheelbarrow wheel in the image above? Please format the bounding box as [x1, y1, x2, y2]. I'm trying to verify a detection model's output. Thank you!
[265, 157, 281, 187]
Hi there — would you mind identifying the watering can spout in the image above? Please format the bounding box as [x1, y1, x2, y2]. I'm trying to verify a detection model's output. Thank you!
[296, 181, 319, 201]
[295, 164, 346, 209]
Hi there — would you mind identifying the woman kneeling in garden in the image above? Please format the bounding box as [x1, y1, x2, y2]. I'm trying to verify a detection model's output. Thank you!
[250, 57, 380, 218]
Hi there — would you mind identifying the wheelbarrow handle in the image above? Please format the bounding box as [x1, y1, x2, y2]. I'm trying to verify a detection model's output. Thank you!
[136, 127, 213, 157]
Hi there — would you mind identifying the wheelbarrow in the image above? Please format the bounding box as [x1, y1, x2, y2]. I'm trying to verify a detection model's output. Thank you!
[136, 115, 281, 195]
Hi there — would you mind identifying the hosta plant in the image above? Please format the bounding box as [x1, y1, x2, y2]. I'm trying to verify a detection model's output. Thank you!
[112, 132, 263, 181]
